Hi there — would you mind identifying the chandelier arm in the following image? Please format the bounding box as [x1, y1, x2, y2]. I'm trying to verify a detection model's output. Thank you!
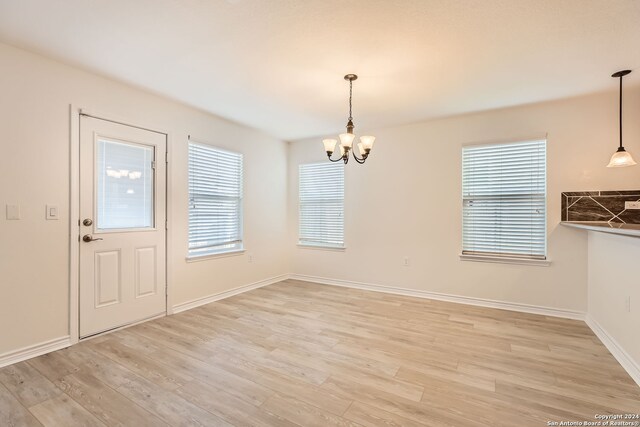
[327, 152, 344, 162]
[352, 150, 367, 163]
[352, 152, 367, 164]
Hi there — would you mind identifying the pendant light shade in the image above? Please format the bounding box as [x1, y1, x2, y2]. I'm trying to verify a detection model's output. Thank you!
[608, 147, 637, 167]
[360, 135, 375, 151]
[322, 138, 337, 154]
[607, 70, 636, 168]
[339, 133, 355, 148]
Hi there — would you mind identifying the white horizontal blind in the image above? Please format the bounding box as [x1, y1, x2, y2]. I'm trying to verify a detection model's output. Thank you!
[462, 139, 546, 259]
[188, 142, 243, 257]
[299, 162, 344, 248]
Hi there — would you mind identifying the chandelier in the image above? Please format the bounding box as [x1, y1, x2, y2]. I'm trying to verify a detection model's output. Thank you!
[323, 74, 375, 164]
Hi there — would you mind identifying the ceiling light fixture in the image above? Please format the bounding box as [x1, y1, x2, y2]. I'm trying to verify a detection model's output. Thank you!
[323, 74, 375, 164]
[607, 70, 636, 168]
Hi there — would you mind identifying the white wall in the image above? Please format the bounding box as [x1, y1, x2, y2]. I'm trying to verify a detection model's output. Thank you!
[587, 231, 640, 381]
[288, 87, 640, 313]
[0, 42, 289, 355]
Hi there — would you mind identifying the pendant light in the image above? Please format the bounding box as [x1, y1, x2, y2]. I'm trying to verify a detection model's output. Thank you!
[323, 74, 375, 164]
[607, 70, 637, 167]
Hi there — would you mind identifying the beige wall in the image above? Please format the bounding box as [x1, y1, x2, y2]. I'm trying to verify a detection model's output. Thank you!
[588, 231, 640, 376]
[288, 87, 640, 312]
[0, 42, 289, 355]
[2, 39, 640, 368]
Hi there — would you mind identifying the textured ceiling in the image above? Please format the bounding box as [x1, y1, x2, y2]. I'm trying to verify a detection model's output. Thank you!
[0, 0, 639, 140]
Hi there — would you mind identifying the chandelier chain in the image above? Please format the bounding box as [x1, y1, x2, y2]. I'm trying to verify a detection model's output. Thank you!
[348, 79, 353, 121]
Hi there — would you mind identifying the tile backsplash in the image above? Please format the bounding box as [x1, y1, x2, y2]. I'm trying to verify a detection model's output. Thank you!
[561, 191, 640, 224]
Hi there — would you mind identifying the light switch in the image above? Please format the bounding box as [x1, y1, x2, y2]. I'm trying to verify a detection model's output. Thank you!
[46, 205, 59, 220]
[6, 204, 20, 220]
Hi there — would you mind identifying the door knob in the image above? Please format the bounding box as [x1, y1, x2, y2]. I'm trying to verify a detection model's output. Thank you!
[82, 218, 93, 226]
[82, 234, 103, 242]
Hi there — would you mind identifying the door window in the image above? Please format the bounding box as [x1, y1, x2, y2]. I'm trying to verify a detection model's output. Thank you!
[96, 138, 155, 230]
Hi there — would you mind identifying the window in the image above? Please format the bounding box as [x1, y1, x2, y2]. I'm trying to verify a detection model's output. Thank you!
[462, 139, 547, 260]
[299, 162, 345, 248]
[188, 142, 243, 257]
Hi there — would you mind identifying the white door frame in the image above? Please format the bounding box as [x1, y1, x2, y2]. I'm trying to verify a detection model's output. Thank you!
[69, 105, 173, 345]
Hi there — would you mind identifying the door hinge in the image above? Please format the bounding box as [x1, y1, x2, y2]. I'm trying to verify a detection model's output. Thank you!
[165, 220, 168, 230]
[151, 161, 156, 169]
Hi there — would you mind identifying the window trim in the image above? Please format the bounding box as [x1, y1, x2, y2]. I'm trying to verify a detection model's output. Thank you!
[187, 141, 244, 259]
[459, 253, 551, 267]
[186, 249, 245, 262]
[461, 138, 548, 264]
[297, 243, 347, 252]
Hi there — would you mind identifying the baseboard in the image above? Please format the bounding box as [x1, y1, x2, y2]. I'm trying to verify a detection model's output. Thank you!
[288, 274, 585, 320]
[585, 315, 640, 387]
[172, 274, 289, 314]
[0, 336, 71, 369]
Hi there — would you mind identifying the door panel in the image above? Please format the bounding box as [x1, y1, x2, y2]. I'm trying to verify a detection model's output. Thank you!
[135, 246, 157, 298]
[80, 116, 166, 338]
[95, 250, 121, 307]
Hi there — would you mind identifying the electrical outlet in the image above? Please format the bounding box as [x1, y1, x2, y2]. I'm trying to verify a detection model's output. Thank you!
[248, 253, 253, 263]
[625, 201, 640, 210]
[403, 257, 410, 267]
[625, 296, 631, 313]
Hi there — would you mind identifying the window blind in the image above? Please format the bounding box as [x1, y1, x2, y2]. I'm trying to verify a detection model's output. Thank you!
[188, 142, 243, 257]
[462, 139, 546, 259]
[299, 162, 344, 248]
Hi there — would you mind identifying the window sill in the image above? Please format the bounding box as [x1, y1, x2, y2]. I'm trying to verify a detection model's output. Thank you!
[459, 253, 551, 267]
[186, 249, 245, 262]
[297, 244, 346, 252]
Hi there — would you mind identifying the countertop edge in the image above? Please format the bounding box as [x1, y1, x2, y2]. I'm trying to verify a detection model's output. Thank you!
[560, 222, 640, 238]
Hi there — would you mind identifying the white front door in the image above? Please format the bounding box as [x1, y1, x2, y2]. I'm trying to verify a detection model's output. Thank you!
[79, 116, 166, 338]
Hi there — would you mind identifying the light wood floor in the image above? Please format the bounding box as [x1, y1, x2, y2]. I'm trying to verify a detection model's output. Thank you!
[1, 279, 639, 426]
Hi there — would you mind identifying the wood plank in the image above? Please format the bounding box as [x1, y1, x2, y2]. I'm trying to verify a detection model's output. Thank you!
[321, 375, 485, 427]
[228, 363, 353, 415]
[175, 379, 298, 427]
[27, 349, 81, 383]
[494, 380, 626, 419]
[88, 338, 194, 390]
[57, 372, 167, 427]
[114, 373, 233, 427]
[145, 345, 275, 406]
[260, 393, 363, 427]
[0, 361, 61, 407]
[28, 394, 105, 427]
[62, 345, 146, 389]
[70, 343, 232, 426]
[417, 373, 550, 426]
[0, 383, 42, 427]
[343, 401, 428, 427]
[396, 366, 496, 393]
